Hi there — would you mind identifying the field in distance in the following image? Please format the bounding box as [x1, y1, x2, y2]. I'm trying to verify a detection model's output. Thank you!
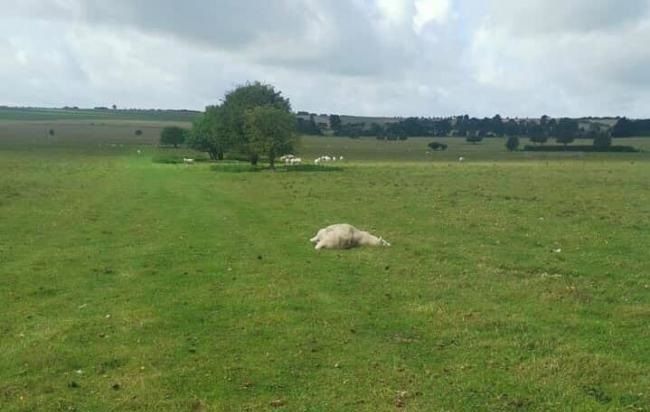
[2, 117, 650, 162]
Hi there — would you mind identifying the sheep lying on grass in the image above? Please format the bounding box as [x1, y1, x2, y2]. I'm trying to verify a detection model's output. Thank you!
[280, 154, 295, 163]
[314, 155, 343, 164]
[183, 158, 195, 164]
[309, 223, 390, 250]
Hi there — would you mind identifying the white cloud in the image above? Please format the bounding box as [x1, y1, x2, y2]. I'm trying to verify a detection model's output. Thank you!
[469, 0, 650, 116]
[413, 0, 451, 32]
[1, 0, 650, 117]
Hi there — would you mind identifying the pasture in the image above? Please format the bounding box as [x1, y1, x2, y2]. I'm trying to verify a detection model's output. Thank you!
[1, 122, 649, 411]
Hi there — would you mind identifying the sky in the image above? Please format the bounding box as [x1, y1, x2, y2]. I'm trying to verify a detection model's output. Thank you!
[2, 0, 650, 117]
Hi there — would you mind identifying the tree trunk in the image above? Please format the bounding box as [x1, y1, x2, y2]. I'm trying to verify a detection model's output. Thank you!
[250, 153, 258, 166]
[217, 151, 224, 160]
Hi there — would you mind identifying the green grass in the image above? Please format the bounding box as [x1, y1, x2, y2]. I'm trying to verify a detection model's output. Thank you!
[1, 129, 649, 411]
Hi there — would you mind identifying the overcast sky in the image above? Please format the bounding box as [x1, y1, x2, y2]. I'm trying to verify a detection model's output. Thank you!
[2, 0, 650, 117]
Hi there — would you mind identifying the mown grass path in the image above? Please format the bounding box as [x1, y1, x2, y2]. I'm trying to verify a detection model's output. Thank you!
[1, 150, 649, 411]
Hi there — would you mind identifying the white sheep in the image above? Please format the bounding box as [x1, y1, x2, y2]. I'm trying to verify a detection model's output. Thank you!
[309, 223, 391, 250]
[458, 156, 465, 162]
[289, 157, 302, 165]
[183, 158, 195, 164]
[314, 158, 321, 165]
[339, 156, 344, 161]
[280, 154, 295, 162]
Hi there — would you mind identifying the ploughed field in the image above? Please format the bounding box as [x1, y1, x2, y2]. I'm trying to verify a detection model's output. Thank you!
[1, 128, 649, 411]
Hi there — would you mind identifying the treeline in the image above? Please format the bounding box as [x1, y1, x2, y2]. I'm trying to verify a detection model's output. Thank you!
[611, 118, 650, 137]
[295, 113, 650, 144]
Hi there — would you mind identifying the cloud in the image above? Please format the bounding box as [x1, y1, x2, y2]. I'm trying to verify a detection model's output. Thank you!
[469, 0, 650, 116]
[1, 1, 650, 117]
[487, 0, 649, 35]
[414, 0, 451, 32]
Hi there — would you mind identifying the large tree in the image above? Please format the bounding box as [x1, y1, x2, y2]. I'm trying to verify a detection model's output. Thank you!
[188, 106, 227, 160]
[505, 136, 520, 151]
[219, 82, 292, 165]
[244, 106, 297, 168]
[329, 114, 342, 131]
[160, 126, 187, 148]
[555, 118, 579, 147]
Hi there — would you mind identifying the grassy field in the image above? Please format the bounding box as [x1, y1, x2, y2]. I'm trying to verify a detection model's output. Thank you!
[0, 107, 200, 122]
[1, 124, 649, 411]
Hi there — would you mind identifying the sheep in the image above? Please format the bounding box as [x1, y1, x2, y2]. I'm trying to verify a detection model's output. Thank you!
[183, 158, 195, 164]
[309, 223, 391, 250]
[280, 154, 295, 162]
[136, 149, 142, 155]
[314, 158, 321, 165]
[339, 156, 344, 161]
[289, 157, 302, 165]
[458, 156, 465, 162]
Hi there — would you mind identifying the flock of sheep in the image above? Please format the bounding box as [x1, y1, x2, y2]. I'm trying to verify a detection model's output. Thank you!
[279, 154, 344, 166]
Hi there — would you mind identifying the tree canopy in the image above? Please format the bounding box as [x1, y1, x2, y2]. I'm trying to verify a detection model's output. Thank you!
[244, 106, 297, 168]
[187, 106, 228, 160]
[189, 82, 296, 165]
[506, 136, 520, 151]
[160, 126, 187, 148]
[217, 82, 292, 165]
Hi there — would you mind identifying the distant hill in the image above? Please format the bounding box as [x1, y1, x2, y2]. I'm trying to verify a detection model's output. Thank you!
[0, 106, 201, 122]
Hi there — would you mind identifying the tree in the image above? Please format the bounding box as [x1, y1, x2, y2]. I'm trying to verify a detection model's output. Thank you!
[466, 134, 483, 144]
[434, 118, 452, 136]
[491, 114, 504, 136]
[369, 122, 385, 138]
[296, 115, 322, 135]
[555, 118, 579, 147]
[218, 82, 292, 165]
[329, 114, 342, 131]
[506, 136, 520, 151]
[611, 117, 634, 137]
[503, 119, 519, 137]
[428, 142, 448, 151]
[188, 106, 226, 160]
[160, 126, 187, 148]
[244, 105, 297, 169]
[593, 133, 612, 149]
[528, 123, 547, 145]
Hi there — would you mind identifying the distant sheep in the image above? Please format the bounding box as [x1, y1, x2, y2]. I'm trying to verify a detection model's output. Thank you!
[458, 156, 465, 162]
[183, 158, 195, 164]
[288, 157, 302, 165]
[314, 155, 343, 164]
[309, 223, 391, 250]
[280, 154, 295, 162]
